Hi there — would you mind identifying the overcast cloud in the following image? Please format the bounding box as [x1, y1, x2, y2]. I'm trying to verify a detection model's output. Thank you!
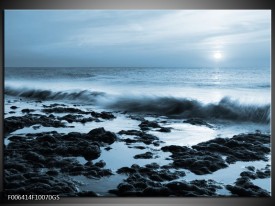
[5, 10, 271, 67]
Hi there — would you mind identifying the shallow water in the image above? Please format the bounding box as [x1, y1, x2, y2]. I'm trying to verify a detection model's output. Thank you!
[3, 96, 271, 196]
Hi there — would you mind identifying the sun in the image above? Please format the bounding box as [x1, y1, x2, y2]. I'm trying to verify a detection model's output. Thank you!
[213, 51, 222, 60]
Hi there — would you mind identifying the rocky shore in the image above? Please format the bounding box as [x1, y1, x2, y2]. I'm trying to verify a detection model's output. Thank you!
[4, 99, 271, 197]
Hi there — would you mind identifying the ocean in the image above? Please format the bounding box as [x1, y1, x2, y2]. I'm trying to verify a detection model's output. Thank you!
[5, 67, 271, 123]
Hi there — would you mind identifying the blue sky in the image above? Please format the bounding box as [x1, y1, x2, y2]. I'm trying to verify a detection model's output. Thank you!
[5, 10, 271, 67]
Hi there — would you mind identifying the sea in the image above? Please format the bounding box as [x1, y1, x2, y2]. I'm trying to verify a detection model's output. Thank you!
[5, 67, 271, 123]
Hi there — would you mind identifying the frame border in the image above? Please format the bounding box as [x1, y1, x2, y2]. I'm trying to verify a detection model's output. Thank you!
[0, 1, 273, 206]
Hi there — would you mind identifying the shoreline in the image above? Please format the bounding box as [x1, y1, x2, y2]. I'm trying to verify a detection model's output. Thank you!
[3, 97, 271, 197]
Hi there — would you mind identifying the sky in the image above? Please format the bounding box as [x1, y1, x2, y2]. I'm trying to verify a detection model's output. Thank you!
[5, 10, 271, 67]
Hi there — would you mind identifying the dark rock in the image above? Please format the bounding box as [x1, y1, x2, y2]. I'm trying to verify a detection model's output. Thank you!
[100, 112, 116, 119]
[59, 114, 97, 124]
[5, 162, 29, 173]
[118, 130, 143, 136]
[42, 107, 88, 114]
[241, 165, 270, 180]
[133, 146, 146, 150]
[137, 133, 159, 145]
[117, 167, 136, 174]
[46, 170, 59, 176]
[22, 109, 35, 113]
[119, 130, 160, 145]
[183, 118, 213, 128]
[134, 152, 154, 159]
[161, 145, 227, 175]
[43, 103, 66, 108]
[32, 125, 41, 130]
[87, 127, 117, 144]
[145, 163, 160, 169]
[193, 133, 270, 164]
[117, 183, 135, 192]
[139, 120, 161, 130]
[10, 106, 18, 110]
[4, 114, 67, 134]
[23, 151, 46, 163]
[165, 180, 221, 196]
[36, 135, 57, 144]
[123, 138, 137, 144]
[81, 145, 101, 161]
[94, 160, 106, 168]
[8, 135, 26, 142]
[104, 146, 112, 151]
[226, 177, 270, 197]
[158, 127, 171, 133]
[246, 166, 255, 172]
[240, 171, 257, 179]
[91, 111, 116, 119]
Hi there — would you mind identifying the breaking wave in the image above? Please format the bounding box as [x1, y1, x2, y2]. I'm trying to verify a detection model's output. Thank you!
[5, 86, 270, 123]
[5, 87, 105, 103]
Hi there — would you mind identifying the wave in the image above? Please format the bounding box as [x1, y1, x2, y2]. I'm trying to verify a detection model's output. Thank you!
[5, 87, 270, 123]
[106, 96, 270, 123]
[5, 87, 105, 103]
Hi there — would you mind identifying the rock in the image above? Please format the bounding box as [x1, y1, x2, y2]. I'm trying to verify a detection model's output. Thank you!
[226, 176, 270, 197]
[117, 183, 135, 192]
[139, 120, 161, 130]
[82, 145, 101, 161]
[5, 163, 29, 173]
[161, 145, 227, 175]
[23, 151, 46, 163]
[240, 171, 257, 179]
[119, 130, 160, 145]
[193, 133, 270, 164]
[117, 167, 136, 174]
[100, 112, 116, 119]
[118, 130, 143, 136]
[137, 133, 159, 145]
[91, 111, 116, 119]
[104, 146, 112, 151]
[36, 135, 57, 144]
[241, 165, 270, 180]
[134, 152, 154, 159]
[21, 109, 35, 113]
[145, 163, 160, 169]
[8, 135, 25, 142]
[32, 125, 41, 130]
[123, 138, 137, 144]
[10, 106, 18, 110]
[183, 118, 213, 128]
[246, 166, 255, 172]
[46, 170, 59, 176]
[42, 107, 88, 114]
[158, 127, 171, 133]
[4, 114, 67, 134]
[87, 127, 117, 144]
[88, 127, 106, 136]
[94, 160, 106, 168]
[59, 114, 97, 124]
[165, 180, 221, 196]
[133, 146, 146, 150]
